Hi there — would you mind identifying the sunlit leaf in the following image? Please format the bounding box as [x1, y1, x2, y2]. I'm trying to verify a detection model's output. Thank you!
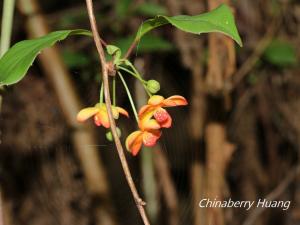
[0, 29, 91, 85]
[135, 4, 242, 47]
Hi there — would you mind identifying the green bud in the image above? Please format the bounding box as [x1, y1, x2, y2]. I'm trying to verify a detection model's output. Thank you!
[146, 79, 160, 94]
[106, 127, 122, 142]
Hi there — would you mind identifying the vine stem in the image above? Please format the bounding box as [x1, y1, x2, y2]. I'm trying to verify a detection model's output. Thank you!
[118, 71, 139, 123]
[99, 82, 103, 104]
[118, 66, 146, 84]
[85, 1, 150, 225]
[112, 76, 116, 106]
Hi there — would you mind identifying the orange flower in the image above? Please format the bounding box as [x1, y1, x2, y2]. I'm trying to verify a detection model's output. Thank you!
[126, 95, 188, 156]
[139, 95, 188, 128]
[77, 103, 128, 128]
[126, 118, 161, 156]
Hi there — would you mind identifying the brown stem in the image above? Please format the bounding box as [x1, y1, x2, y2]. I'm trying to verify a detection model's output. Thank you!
[124, 39, 138, 59]
[85, 1, 150, 225]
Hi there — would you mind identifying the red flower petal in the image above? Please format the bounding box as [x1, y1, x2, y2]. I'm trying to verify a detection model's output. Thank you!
[154, 108, 169, 123]
[142, 130, 161, 147]
[94, 114, 102, 126]
[159, 114, 172, 128]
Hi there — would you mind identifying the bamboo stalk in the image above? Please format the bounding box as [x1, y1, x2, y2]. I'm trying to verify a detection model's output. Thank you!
[191, 163, 206, 225]
[154, 149, 180, 225]
[0, 0, 15, 56]
[0, 1, 16, 224]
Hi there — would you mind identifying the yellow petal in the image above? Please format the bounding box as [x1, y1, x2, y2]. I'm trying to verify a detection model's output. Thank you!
[148, 95, 164, 106]
[94, 103, 103, 108]
[76, 107, 99, 122]
[111, 106, 120, 119]
[116, 107, 129, 117]
[126, 131, 143, 156]
[139, 108, 156, 129]
[138, 105, 152, 117]
[163, 95, 188, 107]
[98, 110, 110, 128]
[141, 119, 161, 130]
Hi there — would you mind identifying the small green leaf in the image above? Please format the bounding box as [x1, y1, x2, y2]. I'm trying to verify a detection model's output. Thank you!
[0, 29, 92, 85]
[106, 45, 122, 65]
[135, 3, 167, 16]
[107, 45, 122, 57]
[263, 40, 298, 67]
[135, 4, 242, 47]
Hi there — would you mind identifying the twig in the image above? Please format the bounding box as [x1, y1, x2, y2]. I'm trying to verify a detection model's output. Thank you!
[242, 166, 300, 225]
[85, 1, 150, 224]
[124, 40, 138, 59]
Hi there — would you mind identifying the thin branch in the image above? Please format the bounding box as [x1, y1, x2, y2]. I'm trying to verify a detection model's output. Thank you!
[124, 40, 138, 59]
[85, 1, 150, 225]
[242, 166, 300, 225]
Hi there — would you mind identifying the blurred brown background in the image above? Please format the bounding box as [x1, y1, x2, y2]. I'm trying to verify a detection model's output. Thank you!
[0, 0, 300, 225]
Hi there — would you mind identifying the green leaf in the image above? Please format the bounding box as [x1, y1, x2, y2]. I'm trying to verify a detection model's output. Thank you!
[135, 3, 167, 16]
[106, 45, 122, 64]
[107, 45, 122, 57]
[0, 29, 92, 85]
[135, 4, 242, 47]
[263, 40, 298, 67]
[115, 34, 173, 54]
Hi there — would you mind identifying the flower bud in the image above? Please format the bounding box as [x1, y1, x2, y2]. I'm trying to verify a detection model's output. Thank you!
[146, 80, 160, 94]
[106, 127, 122, 141]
